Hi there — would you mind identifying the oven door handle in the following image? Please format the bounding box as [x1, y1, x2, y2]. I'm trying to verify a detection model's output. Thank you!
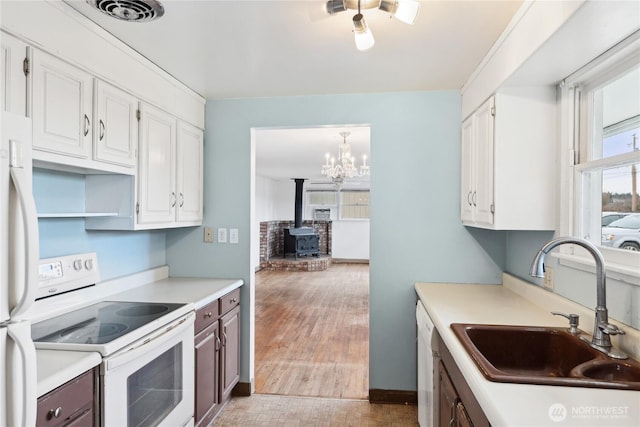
[105, 312, 194, 371]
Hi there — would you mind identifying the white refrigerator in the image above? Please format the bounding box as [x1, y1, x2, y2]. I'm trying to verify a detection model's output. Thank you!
[1, 111, 39, 427]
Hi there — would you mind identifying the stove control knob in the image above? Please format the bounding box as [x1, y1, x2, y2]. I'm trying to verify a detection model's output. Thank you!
[85, 259, 94, 270]
[73, 259, 83, 271]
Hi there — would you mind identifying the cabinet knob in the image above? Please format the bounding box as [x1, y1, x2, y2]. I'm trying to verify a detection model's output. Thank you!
[205, 312, 213, 318]
[49, 407, 63, 419]
[230, 298, 238, 304]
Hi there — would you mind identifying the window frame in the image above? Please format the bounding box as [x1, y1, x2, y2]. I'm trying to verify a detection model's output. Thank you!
[558, 32, 640, 284]
[305, 188, 371, 221]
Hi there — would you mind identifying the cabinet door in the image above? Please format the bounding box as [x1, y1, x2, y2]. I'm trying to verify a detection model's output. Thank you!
[138, 103, 176, 224]
[220, 305, 240, 401]
[473, 97, 494, 225]
[176, 121, 203, 223]
[460, 116, 474, 222]
[32, 50, 92, 159]
[94, 80, 138, 168]
[1, 33, 27, 116]
[194, 321, 220, 427]
[438, 362, 458, 427]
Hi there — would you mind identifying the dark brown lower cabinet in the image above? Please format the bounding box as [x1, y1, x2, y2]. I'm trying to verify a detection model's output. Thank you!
[437, 334, 491, 427]
[195, 320, 220, 425]
[36, 369, 96, 427]
[194, 288, 241, 427]
[220, 305, 240, 402]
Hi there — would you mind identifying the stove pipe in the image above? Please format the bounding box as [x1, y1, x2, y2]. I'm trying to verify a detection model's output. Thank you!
[293, 178, 305, 229]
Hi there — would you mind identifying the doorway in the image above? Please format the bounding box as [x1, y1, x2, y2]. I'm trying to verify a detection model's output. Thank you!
[252, 125, 371, 399]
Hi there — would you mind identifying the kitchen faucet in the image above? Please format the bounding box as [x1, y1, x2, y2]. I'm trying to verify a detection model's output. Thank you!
[530, 236, 628, 359]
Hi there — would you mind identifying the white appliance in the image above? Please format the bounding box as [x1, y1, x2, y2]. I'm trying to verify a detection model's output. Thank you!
[32, 298, 195, 427]
[417, 300, 439, 427]
[1, 111, 39, 427]
[31, 256, 195, 427]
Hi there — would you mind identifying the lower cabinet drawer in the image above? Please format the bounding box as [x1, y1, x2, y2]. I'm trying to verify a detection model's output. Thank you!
[195, 299, 220, 333]
[37, 370, 95, 427]
[220, 288, 240, 315]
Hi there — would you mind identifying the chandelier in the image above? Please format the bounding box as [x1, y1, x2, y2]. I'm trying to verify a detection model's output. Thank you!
[326, 0, 421, 51]
[321, 131, 370, 186]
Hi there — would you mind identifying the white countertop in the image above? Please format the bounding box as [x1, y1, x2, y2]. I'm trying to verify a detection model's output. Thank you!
[108, 277, 243, 309]
[36, 273, 243, 396]
[415, 274, 640, 427]
[36, 350, 101, 397]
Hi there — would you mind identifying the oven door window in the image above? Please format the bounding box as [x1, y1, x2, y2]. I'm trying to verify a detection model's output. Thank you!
[127, 343, 182, 427]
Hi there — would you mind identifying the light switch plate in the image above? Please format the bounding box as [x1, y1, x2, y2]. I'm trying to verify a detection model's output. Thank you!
[217, 228, 228, 243]
[229, 228, 239, 244]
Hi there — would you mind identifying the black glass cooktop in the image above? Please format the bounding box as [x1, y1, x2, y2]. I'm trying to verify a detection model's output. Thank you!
[32, 301, 185, 345]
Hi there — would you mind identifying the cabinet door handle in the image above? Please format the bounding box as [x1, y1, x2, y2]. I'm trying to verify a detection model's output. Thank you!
[99, 119, 105, 141]
[48, 407, 63, 419]
[179, 192, 184, 207]
[171, 192, 176, 207]
[222, 331, 227, 347]
[467, 191, 472, 206]
[449, 399, 457, 427]
[215, 334, 221, 351]
[472, 191, 477, 207]
[83, 114, 90, 137]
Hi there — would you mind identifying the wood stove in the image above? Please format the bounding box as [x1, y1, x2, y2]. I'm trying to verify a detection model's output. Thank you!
[284, 179, 320, 259]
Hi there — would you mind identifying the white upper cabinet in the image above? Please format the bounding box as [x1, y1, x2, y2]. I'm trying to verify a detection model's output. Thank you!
[138, 103, 177, 225]
[94, 80, 138, 168]
[176, 121, 203, 224]
[461, 87, 556, 230]
[461, 97, 495, 226]
[31, 50, 138, 174]
[1, 32, 27, 116]
[32, 49, 93, 160]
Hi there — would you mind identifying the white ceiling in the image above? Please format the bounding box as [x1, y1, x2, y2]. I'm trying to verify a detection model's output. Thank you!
[62, 0, 522, 184]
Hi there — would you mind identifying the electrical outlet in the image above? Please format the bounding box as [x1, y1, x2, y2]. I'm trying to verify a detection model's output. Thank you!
[217, 228, 228, 243]
[204, 227, 214, 243]
[229, 228, 239, 244]
[544, 267, 554, 291]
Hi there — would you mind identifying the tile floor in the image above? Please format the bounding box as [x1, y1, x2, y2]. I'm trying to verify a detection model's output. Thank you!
[211, 394, 419, 427]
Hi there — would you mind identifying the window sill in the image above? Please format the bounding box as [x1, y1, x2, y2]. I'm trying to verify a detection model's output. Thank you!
[553, 252, 640, 287]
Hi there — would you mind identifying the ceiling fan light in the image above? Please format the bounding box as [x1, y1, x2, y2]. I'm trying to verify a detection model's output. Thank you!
[352, 14, 375, 51]
[326, 0, 347, 14]
[393, 0, 420, 25]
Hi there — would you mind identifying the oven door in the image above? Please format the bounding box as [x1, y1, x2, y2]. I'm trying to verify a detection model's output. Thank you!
[102, 312, 195, 427]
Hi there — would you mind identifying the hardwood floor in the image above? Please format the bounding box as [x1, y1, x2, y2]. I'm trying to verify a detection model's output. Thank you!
[255, 263, 369, 399]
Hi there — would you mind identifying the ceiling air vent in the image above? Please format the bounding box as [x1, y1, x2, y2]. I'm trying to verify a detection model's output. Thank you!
[87, 0, 165, 22]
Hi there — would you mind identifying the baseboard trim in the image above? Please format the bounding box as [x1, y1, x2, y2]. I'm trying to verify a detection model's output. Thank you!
[368, 389, 417, 405]
[232, 382, 252, 397]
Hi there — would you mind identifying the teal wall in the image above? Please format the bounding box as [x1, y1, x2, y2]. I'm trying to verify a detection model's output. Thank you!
[505, 231, 555, 285]
[166, 91, 506, 391]
[34, 169, 166, 281]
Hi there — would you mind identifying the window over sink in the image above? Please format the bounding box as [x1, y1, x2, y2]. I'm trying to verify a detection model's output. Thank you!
[561, 31, 640, 273]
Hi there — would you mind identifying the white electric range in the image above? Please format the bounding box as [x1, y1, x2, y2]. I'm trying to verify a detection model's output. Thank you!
[32, 253, 195, 427]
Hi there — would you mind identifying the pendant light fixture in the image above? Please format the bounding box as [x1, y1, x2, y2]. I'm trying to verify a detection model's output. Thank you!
[326, 0, 420, 51]
[321, 131, 370, 187]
